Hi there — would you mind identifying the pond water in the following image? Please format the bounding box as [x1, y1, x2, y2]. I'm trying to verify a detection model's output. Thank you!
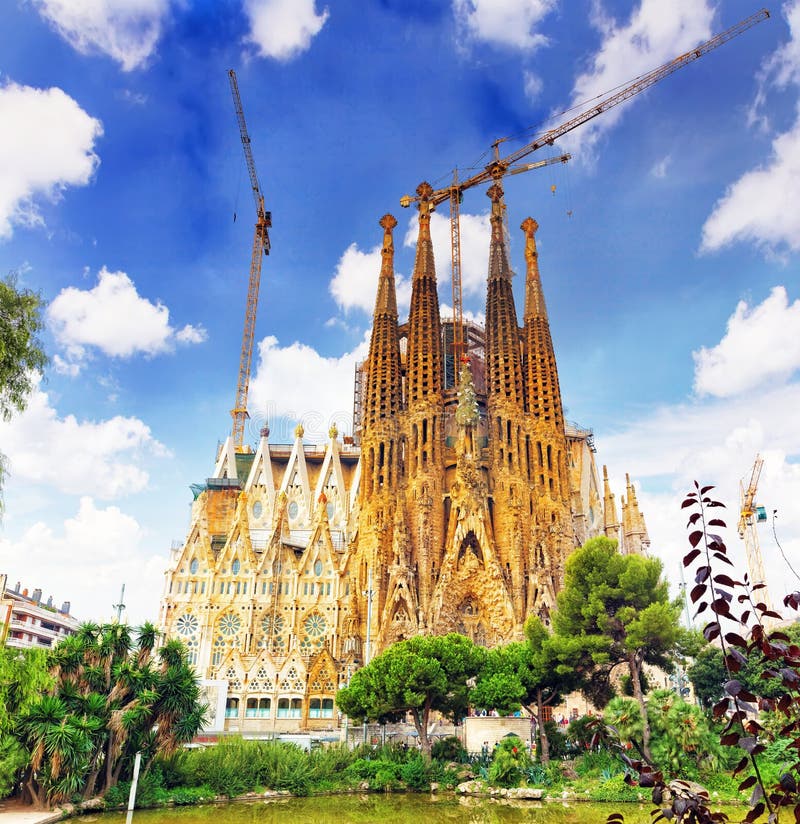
[78, 796, 731, 824]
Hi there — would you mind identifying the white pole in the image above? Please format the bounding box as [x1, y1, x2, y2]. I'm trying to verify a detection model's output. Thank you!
[126, 750, 142, 821]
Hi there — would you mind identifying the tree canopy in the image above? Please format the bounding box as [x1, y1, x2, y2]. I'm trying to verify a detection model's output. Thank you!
[336, 633, 485, 757]
[553, 536, 682, 761]
[17, 622, 206, 808]
[0, 272, 47, 513]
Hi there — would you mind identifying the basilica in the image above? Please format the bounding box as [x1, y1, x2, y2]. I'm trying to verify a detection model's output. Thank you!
[157, 181, 649, 732]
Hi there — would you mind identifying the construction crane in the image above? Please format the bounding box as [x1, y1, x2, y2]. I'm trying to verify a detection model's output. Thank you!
[738, 454, 775, 623]
[228, 69, 271, 451]
[401, 8, 769, 364]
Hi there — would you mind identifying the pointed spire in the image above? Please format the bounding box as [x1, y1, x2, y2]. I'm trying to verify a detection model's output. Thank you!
[406, 182, 442, 406]
[485, 182, 523, 406]
[602, 465, 620, 541]
[363, 214, 403, 430]
[521, 217, 547, 320]
[621, 474, 650, 555]
[521, 216, 564, 429]
[374, 213, 398, 316]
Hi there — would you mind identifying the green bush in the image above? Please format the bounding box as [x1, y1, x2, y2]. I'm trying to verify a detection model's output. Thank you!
[574, 749, 622, 778]
[431, 736, 466, 762]
[169, 785, 215, 805]
[587, 772, 642, 802]
[400, 754, 429, 790]
[542, 721, 569, 760]
[257, 742, 313, 795]
[488, 736, 532, 788]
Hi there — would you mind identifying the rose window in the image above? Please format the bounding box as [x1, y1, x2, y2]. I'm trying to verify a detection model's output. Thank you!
[219, 613, 242, 636]
[304, 612, 326, 638]
[262, 614, 285, 635]
[176, 613, 198, 636]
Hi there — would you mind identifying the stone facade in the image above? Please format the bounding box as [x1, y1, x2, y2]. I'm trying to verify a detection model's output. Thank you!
[158, 186, 649, 731]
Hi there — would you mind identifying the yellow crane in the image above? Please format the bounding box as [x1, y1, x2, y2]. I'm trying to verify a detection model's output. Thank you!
[228, 68, 271, 451]
[738, 454, 775, 623]
[401, 8, 769, 365]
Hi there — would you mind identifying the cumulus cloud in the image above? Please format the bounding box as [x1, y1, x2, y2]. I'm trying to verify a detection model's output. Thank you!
[0, 497, 166, 623]
[32, 0, 170, 71]
[559, 0, 714, 160]
[47, 267, 207, 371]
[599, 286, 800, 614]
[0, 82, 102, 240]
[244, 0, 329, 61]
[329, 243, 411, 315]
[702, 3, 800, 255]
[453, 0, 556, 51]
[693, 287, 800, 398]
[0, 376, 167, 499]
[700, 112, 800, 255]
[248, 332, 370, 442]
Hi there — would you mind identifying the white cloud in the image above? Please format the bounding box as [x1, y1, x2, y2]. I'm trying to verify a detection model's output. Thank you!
[248, 332, 370, 442]
[693, 287, 800, 398]
[329, 242, 411, 316]
[453, 0, 556, 51]
[174, 323, 209, 345]
[599, 287, 800, 617]
[523, 70, 544, 101]
[47, 267, 206, 371]
[32, 0, 170, 72]
[243, 0, 329, 61]
[0, 497, 166, 624]
[0, 82, 102, 240]
[650, 154, 671, 179]
[702, 3, 800, 255]
[0, 376, 167, 499]
[700, 110, 800, 255]
[560, 0, 714, 160]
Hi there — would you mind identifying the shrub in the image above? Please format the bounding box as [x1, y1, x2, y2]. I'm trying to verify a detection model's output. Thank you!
[400, 754, 429, 790]
[431, 736, 466, 762]
[588, 772, 642, 803]
[488, 736, 532, 788]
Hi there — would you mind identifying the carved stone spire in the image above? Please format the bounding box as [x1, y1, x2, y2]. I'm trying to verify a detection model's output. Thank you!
[521, 216, 564, 430]
[621, 473, 650, 555]
[485, 182, 523, 407]
[362, 214, 402, 430]
[406, 181, 442, 406]
[602, 464, 620, 542]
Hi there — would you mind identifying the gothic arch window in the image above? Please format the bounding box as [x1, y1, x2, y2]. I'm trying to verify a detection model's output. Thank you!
[457, 531, 483, 567]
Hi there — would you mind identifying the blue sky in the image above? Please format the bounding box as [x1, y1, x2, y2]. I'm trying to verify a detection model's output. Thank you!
[1, 0, 799, 625]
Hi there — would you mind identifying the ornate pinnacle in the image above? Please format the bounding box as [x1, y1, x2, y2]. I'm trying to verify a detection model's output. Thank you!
[379, 213, 397, 242]
[487, 182, 504, 203]
[521, 217, 539, 238]
[416, 181, 433, 200]
[328, 422, 338, 440]
[294, 422, 305, 439]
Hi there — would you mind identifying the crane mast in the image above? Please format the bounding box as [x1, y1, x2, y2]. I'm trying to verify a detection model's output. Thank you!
[401, 8, 769, 363]
[738, 454, 775, 624]
[228, 69, 271, 451]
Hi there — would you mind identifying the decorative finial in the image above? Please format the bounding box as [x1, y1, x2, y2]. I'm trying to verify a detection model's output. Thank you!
[487, 182, 504, 204]
[328, 422, 338, 440]
[379, 213, 397, 232]
[294, 422, 305, 439]
[416, 181, 433, 200]
[521, 217, 539, 237]
[260, 425, 270, 439]
[603, 464, 609, 480]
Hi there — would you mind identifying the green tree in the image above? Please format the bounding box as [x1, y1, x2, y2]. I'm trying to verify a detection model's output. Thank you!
[686, 644, 726, 709]
[553, 536, 681, 762]
[336, 634, 485, 758]
[0, 647, 52, 798]
[18, 622, 206, 808]
[0, 272, 47, 514]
